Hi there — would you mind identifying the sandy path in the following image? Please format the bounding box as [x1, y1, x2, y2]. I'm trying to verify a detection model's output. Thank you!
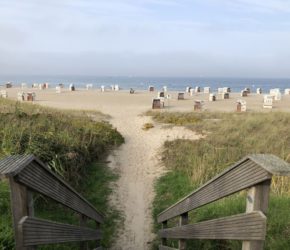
[108, 112, 198, 250]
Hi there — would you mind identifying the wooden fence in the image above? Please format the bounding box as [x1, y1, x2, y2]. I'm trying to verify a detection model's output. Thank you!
[157, 154, 290, 250]
[0, 155, 104, 250]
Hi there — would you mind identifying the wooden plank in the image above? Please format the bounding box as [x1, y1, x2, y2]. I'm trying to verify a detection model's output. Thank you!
[161, 221, 168, 246]
[19, 216, 101, 246]
[158, 159, 272, 223]
[159, 246, 178, 250]
[159, 212, 266, 241]
[242, 180, 271, 250]
[15, 161, 104, 223]
[0, 155, 34, 176]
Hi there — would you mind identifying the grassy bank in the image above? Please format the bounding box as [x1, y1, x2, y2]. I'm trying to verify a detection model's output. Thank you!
[148, 111, 290, 249]
[0, 99, 124, 249]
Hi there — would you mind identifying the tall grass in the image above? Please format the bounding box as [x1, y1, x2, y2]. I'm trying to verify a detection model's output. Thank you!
[0, 99, 124, 249]
[149, 111, 290, 250]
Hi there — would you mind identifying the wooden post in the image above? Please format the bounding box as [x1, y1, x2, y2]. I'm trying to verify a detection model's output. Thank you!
[179, 212, 188, 250]
[79, 215, 88, 250]
[9, 177, 35, 250]
[96, 221, 101, 249]
[242, 180, 271, 250]
[161, 221, 168, 246]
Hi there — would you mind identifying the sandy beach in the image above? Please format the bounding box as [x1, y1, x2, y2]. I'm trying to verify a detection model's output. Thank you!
[2, 87, 290, 249]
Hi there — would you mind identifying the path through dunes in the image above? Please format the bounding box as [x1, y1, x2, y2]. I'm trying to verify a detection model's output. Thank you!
[107, 112, 199, 250]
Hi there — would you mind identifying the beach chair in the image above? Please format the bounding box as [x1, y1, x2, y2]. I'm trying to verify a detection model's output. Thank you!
[21, 83, 27, 89]
[237, 100, 247, 112]
[114, 85, 119, 91]
[204, 87, 210, 93]
[149, 86, 154, 92]
[69, 84, 75, 91]
[0, 90, 8, 98]
[32, 83, 38, 88]
[185, 87, 191, 93]
[86, 84, 93, 90]
[56, 86, 61, 93]
[163, 86, 167, 92]
[223, 87, 231, 93]
[130, 88, 135, 94]
[5, 82, 12, 88]
[157, 92, 165, 98]
[241, 90, 248, 97]
[190, 88, 195, 96]
[270, 89, 281, 101]
[263, 95, 273, 109]
[209, 93, 216, 101]
[178, 92, 185, 100]
[101, 85, 105, 92]
[39, 84, 45, 90]
[218, 88, 224, 94]
[195, 86, 201, 93]
[152, 98, 162, 109]
[194, 100, 203, 111]
[17, 92, 25, 101]
[220, 92, 229, 99]
[244, 87, 250, 94]
[256, 88, 262, 94]
[27, 92, 36, 102]
[284, 89, 290, 95]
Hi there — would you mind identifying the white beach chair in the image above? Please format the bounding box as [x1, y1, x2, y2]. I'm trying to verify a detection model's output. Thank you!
[223, 87, 230, 93]
[195, 86, 200, 93]
[190, 88, 195, 96]
[204, 87, 210, 93]
[86, 84, 93, 90]
[101, 85, 105, 92]
[263, 95, 273, 109]
[284, 89, 290, 95]
[178, 92, 185, 100]
[56, 86, 61, 93]
[256, 88, 262, 94]
[218, 88, 224, 94]
[185, 87, 191, 93]
[17, 92, 25, 101]
[209, 93, 216, 101]
[0, 90, 8, 98]
[237, 100, 247, 112]
[114, 85, 119, 91]
[163, 86, 167, 92]
[69, 84, 75, 91]
[157, 92, 165, 98]
[241, 90, 247, 97]
[32, 83, 38, 88]
[21, 83, 27, 89]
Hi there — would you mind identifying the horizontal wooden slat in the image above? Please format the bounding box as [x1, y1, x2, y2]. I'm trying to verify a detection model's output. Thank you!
[158, 212, 266, 241]
[0, 155, 34, 176]
[158, 158, 272, 223]
[16, 161, 104, 223]
[19, 216, 101, 246]
[159, 245, 178, 250]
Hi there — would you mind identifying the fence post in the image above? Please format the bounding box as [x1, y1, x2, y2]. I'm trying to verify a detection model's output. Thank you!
[79, 215, 89, 250]
[179, 212, 188, 250]
[161, 221, 168, 247]
[242, 180, 271, 250]
[96, 221, 101, 249]
[9, 177, 35, 250]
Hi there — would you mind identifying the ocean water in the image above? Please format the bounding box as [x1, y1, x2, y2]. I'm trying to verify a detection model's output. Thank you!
[1, 75, 290, 93]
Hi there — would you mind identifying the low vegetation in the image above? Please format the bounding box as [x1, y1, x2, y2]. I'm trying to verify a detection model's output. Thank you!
[0, 98, 124, 249]
[149, 111, 290, 250]
[142, 122, 154, 131]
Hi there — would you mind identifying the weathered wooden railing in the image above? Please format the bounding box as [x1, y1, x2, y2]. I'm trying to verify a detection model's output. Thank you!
[157, 154, 290, 250]
[0, 155, 104, 250]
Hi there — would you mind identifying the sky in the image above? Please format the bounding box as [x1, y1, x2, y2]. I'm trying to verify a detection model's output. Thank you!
[0, 0, 290, 77]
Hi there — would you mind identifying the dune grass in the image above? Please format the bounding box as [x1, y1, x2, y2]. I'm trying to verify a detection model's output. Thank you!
[0, 99, 124, 249]
[149, 111, 290, 250]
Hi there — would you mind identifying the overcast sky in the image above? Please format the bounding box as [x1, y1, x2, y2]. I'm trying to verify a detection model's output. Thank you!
[0, 0, 290, 77]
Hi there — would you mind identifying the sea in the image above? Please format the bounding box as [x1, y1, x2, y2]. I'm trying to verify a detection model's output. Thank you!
[1, 75, 290, 93]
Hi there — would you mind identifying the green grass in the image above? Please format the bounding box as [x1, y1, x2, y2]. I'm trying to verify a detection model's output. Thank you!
[149, 111, 290, 250]
[0, 99, 124, 249]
